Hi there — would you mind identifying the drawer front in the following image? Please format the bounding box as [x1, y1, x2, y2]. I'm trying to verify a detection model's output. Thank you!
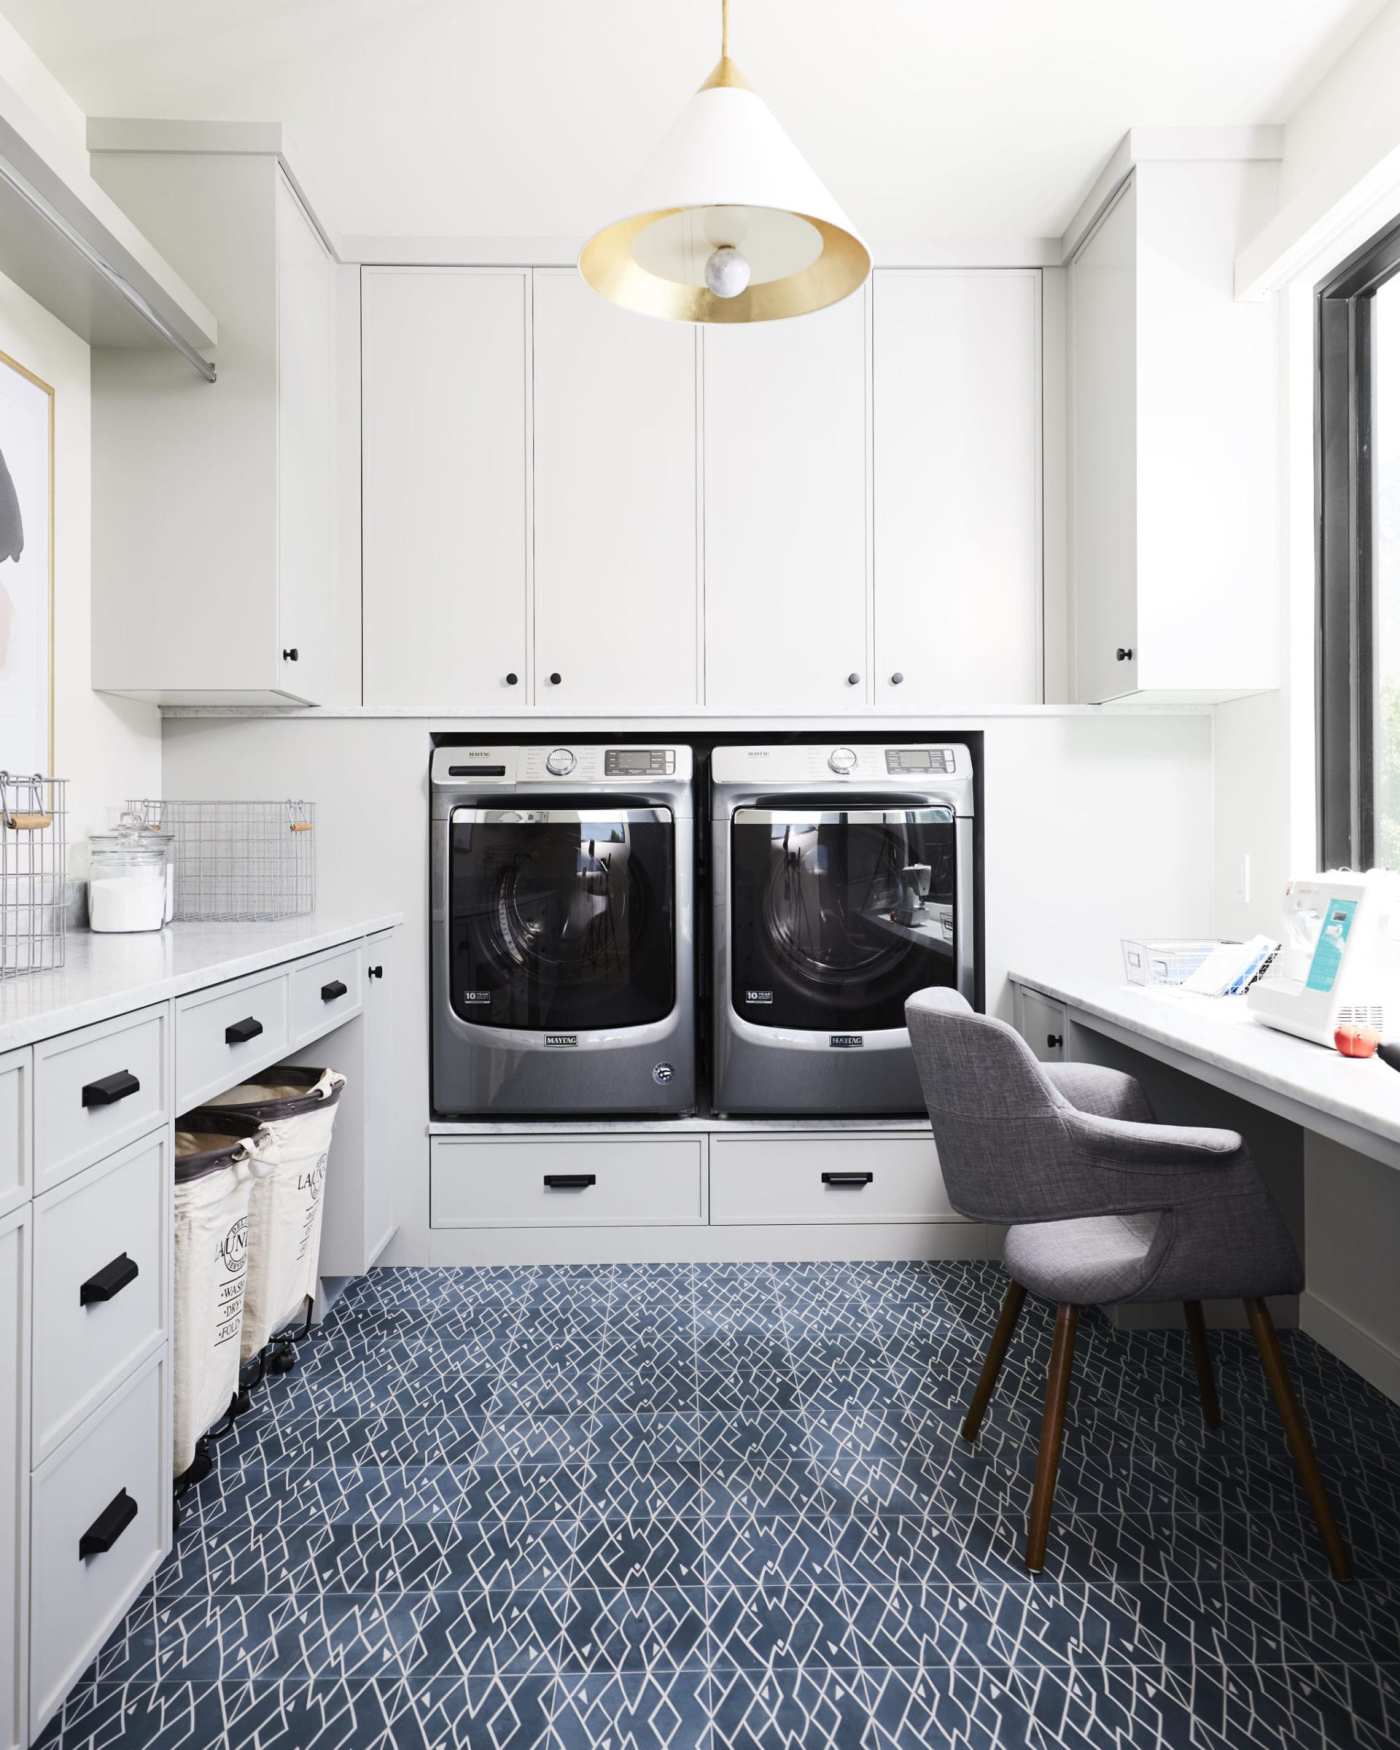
[0, 1047, 30, 1219]
[709, 1134, 957, 1225]
[176, 969, 289, 1111]
[33, 1008, 169, 1195]
[31, 1351, 166, 1741]
[0, 1209, 30, 1750]
[431, 1136, 707, 1228]
[33, 1132, 168, 1465]
[289, 941, 365, 1048]
[1016, 988, 1068, 1062]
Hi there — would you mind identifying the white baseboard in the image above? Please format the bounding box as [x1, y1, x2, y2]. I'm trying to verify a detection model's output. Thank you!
[425, 1222, 1005, 1267]
[1301, 1290, 1400, 1406]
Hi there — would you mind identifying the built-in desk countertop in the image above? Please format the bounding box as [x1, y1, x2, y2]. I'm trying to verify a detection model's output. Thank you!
[1010, 971, 1400, 1172]
[0, 913, 403, 1054]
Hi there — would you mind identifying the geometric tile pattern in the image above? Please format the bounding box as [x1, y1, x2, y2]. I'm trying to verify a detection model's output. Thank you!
[39, 1259, 1400, 1747]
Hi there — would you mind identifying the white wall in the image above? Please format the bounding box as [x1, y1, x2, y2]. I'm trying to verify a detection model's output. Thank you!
[0, 269, 161, 864]
[160, 709, 1216, 1261]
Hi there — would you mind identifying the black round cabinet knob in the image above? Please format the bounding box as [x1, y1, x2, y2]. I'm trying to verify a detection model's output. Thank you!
[1116, 646, 1134, 662]
[549, 672, 562, 686]
[846, 672, 861, 687]
[890, 672, 904, 686]
[505, 672, 519, 686]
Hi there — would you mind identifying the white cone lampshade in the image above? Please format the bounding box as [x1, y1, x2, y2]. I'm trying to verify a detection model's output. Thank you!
[580, 41, 869, 323]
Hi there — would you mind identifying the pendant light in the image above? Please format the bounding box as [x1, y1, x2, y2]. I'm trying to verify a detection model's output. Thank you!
[580, 0, 869, 324]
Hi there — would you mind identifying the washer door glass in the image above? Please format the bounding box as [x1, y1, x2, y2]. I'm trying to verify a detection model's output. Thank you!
[731, 806, 958, 1030]
[450, 807, 676, 1030]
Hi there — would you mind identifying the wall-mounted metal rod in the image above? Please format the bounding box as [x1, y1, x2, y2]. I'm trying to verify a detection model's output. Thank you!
[0, 152, 217, 383]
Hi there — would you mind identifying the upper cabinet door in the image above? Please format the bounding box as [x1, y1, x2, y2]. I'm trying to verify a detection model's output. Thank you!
[533, 271, 698, 708]
[873, 270, 1043, 707]
[1070, 179, 1138, 704]
[275, 175, 337, 708]
[703, 291, 869, 712]
[361, 268, 528, 707]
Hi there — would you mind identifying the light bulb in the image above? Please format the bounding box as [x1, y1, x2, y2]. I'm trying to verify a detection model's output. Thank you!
[705, 244, 751, 299]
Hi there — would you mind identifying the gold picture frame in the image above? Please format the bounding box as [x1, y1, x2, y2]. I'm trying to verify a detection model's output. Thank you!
[0, 346, 55, 775]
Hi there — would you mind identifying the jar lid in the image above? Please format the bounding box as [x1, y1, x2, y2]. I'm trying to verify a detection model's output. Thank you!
[90, 809, 173, 851]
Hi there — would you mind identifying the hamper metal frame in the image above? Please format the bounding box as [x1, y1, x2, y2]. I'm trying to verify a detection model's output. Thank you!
[127, 799, 315, 922]
[0, 771, 68, 977]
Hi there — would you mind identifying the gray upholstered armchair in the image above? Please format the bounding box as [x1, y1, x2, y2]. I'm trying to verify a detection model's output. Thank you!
[905, 986, 1350, 1580]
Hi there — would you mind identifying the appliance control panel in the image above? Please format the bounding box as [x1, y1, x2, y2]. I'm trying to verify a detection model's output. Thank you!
[432, 746, 691, 787]
[711, 744, 971, 784]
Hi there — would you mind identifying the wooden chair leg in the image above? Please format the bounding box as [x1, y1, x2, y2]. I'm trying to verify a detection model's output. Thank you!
[1026, 1302, 1078, 1573]
[1245, 1297, 1353, 1582]
[961, 1281, 1027, 1442]
[1183, 1300, 1222, 1428]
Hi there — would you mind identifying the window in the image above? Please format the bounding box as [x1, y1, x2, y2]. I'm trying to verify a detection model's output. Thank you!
[1317, 218, 1400, 868]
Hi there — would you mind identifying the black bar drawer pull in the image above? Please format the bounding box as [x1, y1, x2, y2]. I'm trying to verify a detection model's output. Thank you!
[543, 1173, 596, 1190]
[79, 1488, 138, 1560]
[80, 1253, 140, 1307]
[822, 1171, 874, 1187]
[224, 1016, 264, 1045]
[320, 979, 348, 1002]
[81, 1070, 140, 1109]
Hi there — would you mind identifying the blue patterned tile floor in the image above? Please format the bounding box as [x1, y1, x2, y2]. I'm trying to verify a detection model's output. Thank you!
[41, 1261, 1400, 1748]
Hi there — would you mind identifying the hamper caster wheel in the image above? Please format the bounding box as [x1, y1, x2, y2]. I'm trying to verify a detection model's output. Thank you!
[231, 1389, 253, 1418]
[269, 1345, 297, 1375]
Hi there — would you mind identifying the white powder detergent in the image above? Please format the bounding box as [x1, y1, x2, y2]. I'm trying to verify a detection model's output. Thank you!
[89, 872, 166, 933]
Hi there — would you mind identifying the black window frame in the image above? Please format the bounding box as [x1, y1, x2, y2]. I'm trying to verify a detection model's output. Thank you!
[1317, 215, 1400, 868]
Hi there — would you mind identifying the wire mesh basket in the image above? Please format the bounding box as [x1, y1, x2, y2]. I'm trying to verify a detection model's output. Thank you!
[126, 799, 315, 922]
[1, 772, 68, 977]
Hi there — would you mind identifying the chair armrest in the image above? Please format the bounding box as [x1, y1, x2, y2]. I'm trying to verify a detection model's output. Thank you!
[1062, 1107, 1244, 1170]
[1043, 1063, 1153, 1123]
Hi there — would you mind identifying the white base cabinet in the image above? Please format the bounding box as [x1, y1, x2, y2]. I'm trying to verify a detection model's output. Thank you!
[29, 1352, 169, 1741]
[4, 917, 398, 1744]
[0, 1207, 29, 1750]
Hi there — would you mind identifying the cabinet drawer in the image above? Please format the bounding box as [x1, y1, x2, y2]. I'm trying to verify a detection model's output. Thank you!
[33, 1008, 169, 1195]
[709, 1133, 957, 1225]
[431, 1136, 707, 1228]
[0, 1047, 30, 1219]
[1015, 988, 1068, 1062]
[176, 968, 289, 1110]
[33, 1133, 168, 1465]
[289, 941, 364, 1048]
[0, 1208, 30, 1750]
[30, 1351, 166, 1741]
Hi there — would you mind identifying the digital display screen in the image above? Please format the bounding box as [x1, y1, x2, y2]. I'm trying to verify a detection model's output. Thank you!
[888, 750, 935, 771]
[610, 751, 650, 773]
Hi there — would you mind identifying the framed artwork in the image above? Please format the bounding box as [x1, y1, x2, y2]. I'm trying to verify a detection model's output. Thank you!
[0, 347, 54, 777]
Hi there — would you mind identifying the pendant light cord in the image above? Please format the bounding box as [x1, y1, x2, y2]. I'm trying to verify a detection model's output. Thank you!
[721, 0, 730, 59]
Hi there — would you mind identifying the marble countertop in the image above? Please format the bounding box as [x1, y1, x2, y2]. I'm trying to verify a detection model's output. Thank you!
[1011, 969, 1400, 1159]
[0, 912, 402, 1052]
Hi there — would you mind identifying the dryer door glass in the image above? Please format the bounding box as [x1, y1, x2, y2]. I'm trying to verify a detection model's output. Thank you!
[449, 807, 676, 1030]
[731, 805, 958, 1031]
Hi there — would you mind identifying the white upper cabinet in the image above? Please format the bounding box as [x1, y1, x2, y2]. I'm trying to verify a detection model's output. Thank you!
[1070, 180, 1138, 705]
[90, 145, 340, 706]
[361, 269, 529, 707]
[275, 177, 337, 707]
[873, 270, 1042, 707]
[532, 271, 698, 708]
[1069, 161, 1280, 703]
[702, 290, 869, 711]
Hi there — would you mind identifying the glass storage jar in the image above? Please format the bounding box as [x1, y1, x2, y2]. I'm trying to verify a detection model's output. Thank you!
[88, 817, 170, 933]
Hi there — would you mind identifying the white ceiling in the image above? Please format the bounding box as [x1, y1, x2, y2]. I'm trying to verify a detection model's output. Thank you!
[1, 0, 1387, 245]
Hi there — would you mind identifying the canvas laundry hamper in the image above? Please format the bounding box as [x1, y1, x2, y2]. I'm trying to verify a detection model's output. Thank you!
[173, 1114, 264, 1476]
[189, 1066, 346, 1360]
